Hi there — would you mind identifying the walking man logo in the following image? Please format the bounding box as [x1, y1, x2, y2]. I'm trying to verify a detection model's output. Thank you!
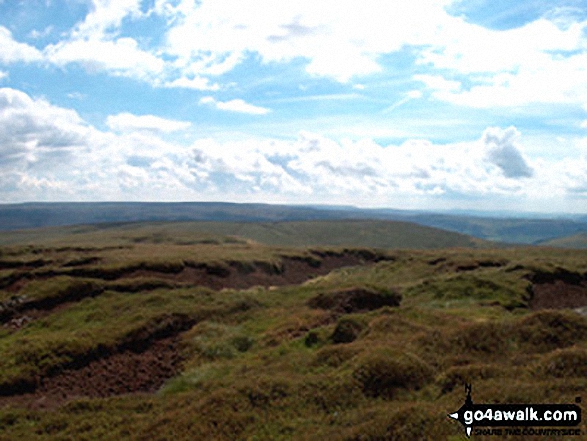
[448, 384, 582, 438]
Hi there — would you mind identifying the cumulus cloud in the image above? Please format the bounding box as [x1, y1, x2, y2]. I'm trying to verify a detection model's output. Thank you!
[0, 88, 91, 165]
[70, 0, 143, 39]
[106, 113, 191, 133]
[2, 86, 586, 210]
[154, 0, 457, 82]
[0, 88, 212, 201]
[483, 127, 533, 178]
[2, 0, 586, 105]
[40, 1, 163, 83]
[45, 37, 164, 81]
[417, 15, 587, 108]
[149, 0, 587, 97]
[0, 26, 43, 63]
[199, 96, 270, 115]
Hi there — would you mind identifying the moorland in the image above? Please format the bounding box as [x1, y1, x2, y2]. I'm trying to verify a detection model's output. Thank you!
[2, 202, 587, 245]
[0, 219, 586, 440]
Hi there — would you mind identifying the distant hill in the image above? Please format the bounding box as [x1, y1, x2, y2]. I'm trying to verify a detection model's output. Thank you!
[0, 219, 488, 249]
[537, 232, 587, 249]
[385, 213, 587, 245]
[0, 202, 585, 245]
[0, 202, 349, 230]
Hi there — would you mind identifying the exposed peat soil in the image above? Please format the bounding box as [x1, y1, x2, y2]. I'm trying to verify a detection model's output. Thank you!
[122, 252, 384, 290]
[0, 314, 195, 410]
[0, 337, 182, 410]
[529, 270, 587, 311]
[0, 251, 386, 409]
[1, 251, 385, 328]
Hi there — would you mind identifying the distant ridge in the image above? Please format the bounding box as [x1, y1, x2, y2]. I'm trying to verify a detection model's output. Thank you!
[0, 202, 350, 230]
[0, 202, 586, 245]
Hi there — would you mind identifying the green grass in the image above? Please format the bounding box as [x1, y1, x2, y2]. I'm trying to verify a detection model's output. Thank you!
[539, 231, 587, 249]
[0, 219, 488, 249]
[0, 225, 586, 440]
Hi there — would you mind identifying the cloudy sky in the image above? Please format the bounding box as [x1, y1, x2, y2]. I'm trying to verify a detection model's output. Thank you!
[1, 0, 587, 213]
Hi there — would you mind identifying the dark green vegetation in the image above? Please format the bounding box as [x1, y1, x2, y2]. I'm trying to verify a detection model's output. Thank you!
[1, 201, 586, 244]
[0, 223, 586, 440]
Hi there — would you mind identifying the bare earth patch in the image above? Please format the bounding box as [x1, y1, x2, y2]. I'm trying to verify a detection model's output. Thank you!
[0, 251, 383, 409]
[530, 280, 587, 310]
[0, 337, 182, 410]
[123, 253, 380, 290]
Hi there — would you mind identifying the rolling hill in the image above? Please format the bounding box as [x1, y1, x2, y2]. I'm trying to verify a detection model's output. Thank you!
[0, 219, 488, 249]
[1, 202, 586, 245]
[537, 232, 587, 249]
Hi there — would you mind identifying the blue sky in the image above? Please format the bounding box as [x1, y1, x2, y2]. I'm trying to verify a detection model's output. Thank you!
[0, 0, 587, 213]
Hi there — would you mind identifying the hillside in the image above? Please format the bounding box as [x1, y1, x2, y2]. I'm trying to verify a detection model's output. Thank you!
[0, 226, 586, 439]
[0, 202, 348, 231]
[399, 213, 587, 245]
[1, 202, 586, 245]
[0, 219, 488, 249]
[537, 232, 587, 249]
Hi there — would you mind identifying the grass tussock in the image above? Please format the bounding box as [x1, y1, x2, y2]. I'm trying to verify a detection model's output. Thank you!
[437, 363, 509, 394]
[534, 346, 587, 377]
[352, 350, 435, 399]
[313, 345, 362, 368]
[331, 316, 368, 344]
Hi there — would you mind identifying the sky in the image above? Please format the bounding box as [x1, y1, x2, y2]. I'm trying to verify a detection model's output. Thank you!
[0, 0, 587, 213]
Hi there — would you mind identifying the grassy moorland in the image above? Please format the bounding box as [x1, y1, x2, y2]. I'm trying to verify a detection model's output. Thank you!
[539, 232, 587, 249]
[0, 223, 585, 440]
[2, 202, 587, 245]
[0, 219, 486, 249]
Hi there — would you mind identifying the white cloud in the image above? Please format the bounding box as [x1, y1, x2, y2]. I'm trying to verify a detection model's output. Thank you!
[106, 113, 192, 133]
[0, 87, 91, 165]
[41, 1, 165, 84]
[0, 87, 202, 201]
[71, 0, 143, 39]
[19, 175, 67, 191]
[383, 90, 424, 112]
[0, 26, 43, 63]
[199, 96, 270, 115]
[161, 76, 220, 91]
[66, 92, 85, 100]
[159, 0, 452, 83]
[423, 56, 587, 108]
[420, 16, 586, 74]
[0, 70, 7, 81]
[2, 87, 586, 211]
[482, 127, 533, 178]
[28, 26, 54, 40]
[6, 0, 585, 104]
[416, 15, 587, 108]
[407, 90, 423, 99]
[414, 74, 461, 95]
[45, 37, 164, 81]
